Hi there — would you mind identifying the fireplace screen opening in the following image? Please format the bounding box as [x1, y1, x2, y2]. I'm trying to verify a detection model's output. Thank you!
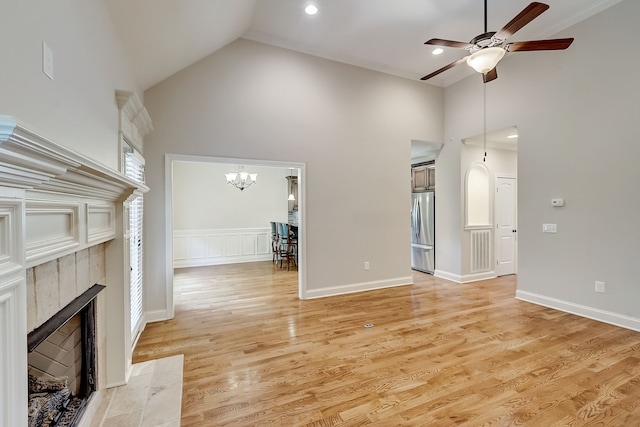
[27, 285, 104, 427]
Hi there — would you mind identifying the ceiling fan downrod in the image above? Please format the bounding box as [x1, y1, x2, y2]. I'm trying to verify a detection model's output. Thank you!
[484, 0, 488, 33]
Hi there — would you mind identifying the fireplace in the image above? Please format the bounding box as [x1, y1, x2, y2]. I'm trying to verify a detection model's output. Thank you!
[27, 284, 104, 427]
[0, 114, 149, 426]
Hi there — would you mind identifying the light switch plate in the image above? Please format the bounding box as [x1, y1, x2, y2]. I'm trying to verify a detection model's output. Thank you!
[542, 224, 557, 233]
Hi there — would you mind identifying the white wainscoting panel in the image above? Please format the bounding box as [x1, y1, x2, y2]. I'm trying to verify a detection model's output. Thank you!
[190, 236, 207, 259]
[224, 235, 240, 257]
[174, 228, 272, 268]
[173, 236, 188, 260]
[207, 235, 224, 258]
[241, 234, 256, 256]
[470, 228, 492, 273]
[257, 233, 270, 255]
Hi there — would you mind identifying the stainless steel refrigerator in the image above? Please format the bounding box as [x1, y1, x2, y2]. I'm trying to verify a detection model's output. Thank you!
[411, 191, 435, 273]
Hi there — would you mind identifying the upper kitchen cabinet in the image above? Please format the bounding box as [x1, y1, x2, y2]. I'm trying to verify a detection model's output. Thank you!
[411, 163, 435, 192]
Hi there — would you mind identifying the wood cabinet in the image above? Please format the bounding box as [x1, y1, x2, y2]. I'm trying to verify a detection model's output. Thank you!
[411, 164, 435, 192]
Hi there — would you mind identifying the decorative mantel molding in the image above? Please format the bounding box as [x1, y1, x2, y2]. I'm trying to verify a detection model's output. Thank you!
[0, 115, 148, 199]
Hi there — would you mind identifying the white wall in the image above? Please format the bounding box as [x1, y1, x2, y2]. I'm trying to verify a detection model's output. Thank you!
[143, 38, 444, 312]
[172, 162, 288, 230]
[0, 0, 140, 169]
[444, 0, 640, 328]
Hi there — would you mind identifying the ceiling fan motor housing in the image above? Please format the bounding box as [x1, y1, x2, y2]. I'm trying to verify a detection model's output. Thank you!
[469, 31, 500, 51]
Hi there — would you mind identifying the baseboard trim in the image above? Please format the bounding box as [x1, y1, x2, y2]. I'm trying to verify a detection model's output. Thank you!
[433, 270, 462, 283]
[462, 271, 496, 283]
[144, 309, 172, 323]
[303, 276, 413, 300]
[516, 290, 640, 332]
[433, 270, 496, 283]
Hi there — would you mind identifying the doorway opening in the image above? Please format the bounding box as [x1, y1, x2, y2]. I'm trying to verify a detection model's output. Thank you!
[462, 125, 518, 278]
[164, 154, 305, 318]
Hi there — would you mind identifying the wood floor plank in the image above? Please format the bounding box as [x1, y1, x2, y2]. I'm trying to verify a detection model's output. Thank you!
[133, 262, 640, 426]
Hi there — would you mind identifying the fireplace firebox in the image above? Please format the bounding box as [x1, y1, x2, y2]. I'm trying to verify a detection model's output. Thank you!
[26, 285, 105, 427]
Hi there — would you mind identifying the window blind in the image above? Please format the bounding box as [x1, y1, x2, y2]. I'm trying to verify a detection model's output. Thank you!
[124, 147, 145, 341]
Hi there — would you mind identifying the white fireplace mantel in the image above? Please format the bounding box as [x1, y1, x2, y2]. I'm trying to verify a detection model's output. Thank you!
[0, 115, 148, 427]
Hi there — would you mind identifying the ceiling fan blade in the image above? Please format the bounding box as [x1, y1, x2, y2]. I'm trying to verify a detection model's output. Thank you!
[507, 38, 574, 52]
[495, 2, 549, 40]
[483, 68, 498, 83]
[425, 38, 473, 49]
[420, 57, 468, 81]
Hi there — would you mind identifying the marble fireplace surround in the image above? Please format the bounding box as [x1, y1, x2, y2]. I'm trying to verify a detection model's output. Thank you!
[0, 115, 148, 427]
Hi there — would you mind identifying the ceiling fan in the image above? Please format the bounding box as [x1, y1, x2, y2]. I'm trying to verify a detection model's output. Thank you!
[420, 1, 574, 83]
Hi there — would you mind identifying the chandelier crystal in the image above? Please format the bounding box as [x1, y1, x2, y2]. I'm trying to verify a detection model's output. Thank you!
[225, 166, 257, 191]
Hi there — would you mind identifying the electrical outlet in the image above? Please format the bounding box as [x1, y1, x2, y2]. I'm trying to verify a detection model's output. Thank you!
[595, 281, 606, 293]
[364, 261, 370, 270]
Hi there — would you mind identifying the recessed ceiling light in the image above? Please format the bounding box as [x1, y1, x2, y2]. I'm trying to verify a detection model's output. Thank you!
[432, 48, 444, 55]
[507, 134, 518, 139]
[305, 4, 318, 15]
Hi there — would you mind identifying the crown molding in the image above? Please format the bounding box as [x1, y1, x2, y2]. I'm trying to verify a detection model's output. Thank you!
[115, 90, 153, 137]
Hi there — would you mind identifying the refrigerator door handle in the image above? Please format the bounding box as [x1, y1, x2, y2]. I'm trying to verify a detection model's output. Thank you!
[416, 199, 421, 237]
[412, 198, 417, 238]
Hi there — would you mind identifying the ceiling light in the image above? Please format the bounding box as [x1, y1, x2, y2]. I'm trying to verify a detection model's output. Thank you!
[288, 169, 296, 201]
[305, 4, 318, 15]
[507, 134, 518, 139]
[466, 47, 506, 74]
[432, 48, 444, 55]
[225, 166, 257, 191]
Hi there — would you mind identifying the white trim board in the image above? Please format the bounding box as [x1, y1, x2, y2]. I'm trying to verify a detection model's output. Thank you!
[434, 270, 496, 284]
[303, 277, 412, 300]
[516, 290, 640, 332]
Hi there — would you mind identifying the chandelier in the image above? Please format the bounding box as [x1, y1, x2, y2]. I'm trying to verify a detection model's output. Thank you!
[225, 166, 257, 191]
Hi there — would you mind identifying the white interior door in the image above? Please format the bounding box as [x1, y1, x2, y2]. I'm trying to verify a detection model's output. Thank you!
[495, 176, 517, 276]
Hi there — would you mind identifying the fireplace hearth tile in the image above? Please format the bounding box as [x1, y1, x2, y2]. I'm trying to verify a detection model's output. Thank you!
[101, 409, 144, 427]
[91, 355, 183, 427]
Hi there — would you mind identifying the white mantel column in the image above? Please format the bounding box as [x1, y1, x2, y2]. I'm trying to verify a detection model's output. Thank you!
[0, 196, 28, 427]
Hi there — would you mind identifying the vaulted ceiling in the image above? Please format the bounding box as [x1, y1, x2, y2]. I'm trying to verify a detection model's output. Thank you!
[105, 0, 622, 91]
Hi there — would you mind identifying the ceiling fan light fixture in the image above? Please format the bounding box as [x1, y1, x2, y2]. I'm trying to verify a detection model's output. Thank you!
[466, 47, 506, 74]
[432, 48, 444, 55]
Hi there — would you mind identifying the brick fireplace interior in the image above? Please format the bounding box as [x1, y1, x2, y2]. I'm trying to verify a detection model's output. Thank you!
[25, 246, 107, 427]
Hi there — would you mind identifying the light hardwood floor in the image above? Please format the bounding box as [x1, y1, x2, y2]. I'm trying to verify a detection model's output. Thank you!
[133, 262, 640, 426]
